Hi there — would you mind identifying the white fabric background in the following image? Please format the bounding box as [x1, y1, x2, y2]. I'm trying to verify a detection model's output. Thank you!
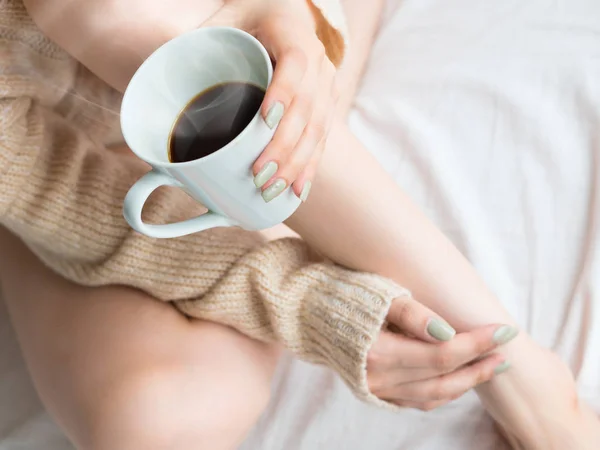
[2, 0, 600, 448]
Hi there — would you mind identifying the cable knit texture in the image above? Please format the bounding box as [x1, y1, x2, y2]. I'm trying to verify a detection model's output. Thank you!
[0, 0, 406, 406]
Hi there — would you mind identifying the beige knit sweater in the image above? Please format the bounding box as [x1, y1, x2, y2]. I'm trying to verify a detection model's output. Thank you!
[0, 0, 406, 406]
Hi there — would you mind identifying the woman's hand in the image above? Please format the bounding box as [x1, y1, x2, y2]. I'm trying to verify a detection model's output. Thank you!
[214, 0, 338, 203]
[368, 296, 518, 410]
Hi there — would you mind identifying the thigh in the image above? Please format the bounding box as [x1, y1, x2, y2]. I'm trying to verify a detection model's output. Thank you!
[0, 228, 280, 450]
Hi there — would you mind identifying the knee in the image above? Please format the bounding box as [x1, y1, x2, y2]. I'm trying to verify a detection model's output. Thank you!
[79, 365, 270, 450]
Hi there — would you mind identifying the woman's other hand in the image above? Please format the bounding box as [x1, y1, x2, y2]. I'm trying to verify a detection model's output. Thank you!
[367, 296, 519, 410]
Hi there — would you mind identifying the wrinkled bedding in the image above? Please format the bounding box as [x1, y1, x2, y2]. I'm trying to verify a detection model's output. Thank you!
[2, 0, 600, 448]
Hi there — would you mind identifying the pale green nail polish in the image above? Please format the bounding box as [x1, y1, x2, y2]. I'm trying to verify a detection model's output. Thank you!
[262, 179, 287, 203]
[265, 102, 284, 129]
[494, 361, 511, 375]
[427, 318, 456, 342]
[299, 181, 312, 202]
[254, 162, 278, 188]
[493, 325, 519, 345]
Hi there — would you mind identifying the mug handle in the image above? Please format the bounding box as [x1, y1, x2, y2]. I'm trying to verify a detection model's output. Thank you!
[123, 170, 237, 238]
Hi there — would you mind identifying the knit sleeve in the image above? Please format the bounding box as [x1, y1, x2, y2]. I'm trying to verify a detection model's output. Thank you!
[0, 0, 402, 407]
[1, 98, 406, 406]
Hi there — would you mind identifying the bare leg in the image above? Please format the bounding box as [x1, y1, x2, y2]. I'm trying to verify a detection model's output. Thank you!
[289, 120, 515, 329]
[0, 227, 279, 450]
[286, 119, 599, 448]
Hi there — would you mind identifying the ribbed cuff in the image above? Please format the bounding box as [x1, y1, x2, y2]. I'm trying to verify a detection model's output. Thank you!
[299, 265, 410, 408]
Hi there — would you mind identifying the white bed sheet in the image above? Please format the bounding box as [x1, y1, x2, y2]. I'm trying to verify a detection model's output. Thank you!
[2, 0, 600, 448]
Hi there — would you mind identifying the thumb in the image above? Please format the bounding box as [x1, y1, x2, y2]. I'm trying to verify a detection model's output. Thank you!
[386, 296, 456, 343]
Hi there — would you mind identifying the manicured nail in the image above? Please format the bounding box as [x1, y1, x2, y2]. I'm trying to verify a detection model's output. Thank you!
[262, 178, 287, 203]
[494, 361, 511, 375]
[492, 325, 519, 345]
[427, 318, 456, 342]
[265, 102, 284, 129]
[254, 161, 278, 188]
[299, 181, 312, 202]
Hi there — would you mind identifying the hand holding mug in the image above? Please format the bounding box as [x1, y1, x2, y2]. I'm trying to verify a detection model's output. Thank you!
[122, 27, 304, 238]
[208, 0, 339, 202]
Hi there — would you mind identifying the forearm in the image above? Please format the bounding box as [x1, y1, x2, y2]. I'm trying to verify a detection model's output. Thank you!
[22, 0, 334, 94]
[22, 0, 227, 92]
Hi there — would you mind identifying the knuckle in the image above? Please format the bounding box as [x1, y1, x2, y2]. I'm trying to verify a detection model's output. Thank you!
[269, 81, 295, 108]
[476, 366, 494, 385]
[294, 94, 314, 120]
[391, 352, 410, 370]
[390, 299, 415, 326]
[270, 89, 294, 110]
[269, 135, 295, 159]
[428, 381, 449, 401]
[277, 136, 297, 155]
[366, 349, 382, 371]
[474, 336, 493, 355]
[433, 348, 455, 371]
[305, 120, 327, 143]
[366, 373, 385, 394]
[284, 47, 308, 73]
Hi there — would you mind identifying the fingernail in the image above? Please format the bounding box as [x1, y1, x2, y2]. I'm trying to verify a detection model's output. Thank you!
[494, 361, 511, 375]
[265, 101, 284, 129]
[262, 178, 287, 203]
[492, 325, 519, 345]
[299, 181, 312, 202]
[427, 318, 456, 342]
[254, 161, 278, 188]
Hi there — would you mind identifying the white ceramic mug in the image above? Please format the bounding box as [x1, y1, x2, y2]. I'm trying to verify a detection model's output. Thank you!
[121, 27, 301, 238]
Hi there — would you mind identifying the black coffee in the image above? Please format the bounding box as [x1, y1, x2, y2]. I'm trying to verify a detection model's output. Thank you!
[168, 82, 265, 163]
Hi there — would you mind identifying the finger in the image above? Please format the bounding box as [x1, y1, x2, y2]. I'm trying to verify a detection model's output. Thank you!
[251, 19, 309, 187]
[386, 296, 457, 343]
[386, 354, 507, 403]
[254, 47, 326, 203]
[292, 134, 323, 203]
[282, 61, 335, 198]
[260, 25, 326, 108]
[368, 324, 518, 375]
[259, 46, 307, 129]
[418, 324, 518, 374]
[252, 27, 323, 186]
[256, 19, 308, 122]
[251, 44, 308, 187]
[292, 62, 338, 201]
